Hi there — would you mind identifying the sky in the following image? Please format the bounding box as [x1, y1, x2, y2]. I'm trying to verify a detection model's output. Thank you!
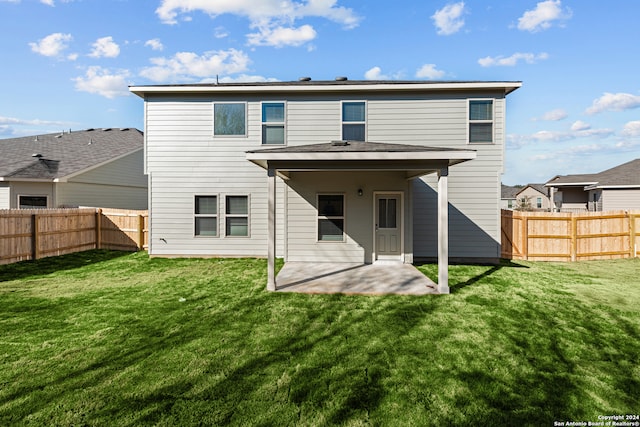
[1, 0, 639, 185]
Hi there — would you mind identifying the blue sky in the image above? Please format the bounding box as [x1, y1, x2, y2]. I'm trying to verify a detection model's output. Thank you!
[1, 0, 639, 185]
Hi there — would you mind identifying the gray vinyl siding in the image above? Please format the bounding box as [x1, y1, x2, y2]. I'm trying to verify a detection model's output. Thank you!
[68, 150, 147, 188]
[602, 188, 640, 211]
[144, 90, 507, 261]
[0, 184, 9, 209]
[8, 182, 54, 209]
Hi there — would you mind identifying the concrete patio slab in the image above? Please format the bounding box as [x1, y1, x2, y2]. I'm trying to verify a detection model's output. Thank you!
[275, 262, 438, 295]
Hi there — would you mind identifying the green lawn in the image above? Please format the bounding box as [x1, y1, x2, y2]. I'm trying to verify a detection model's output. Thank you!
[0, 251, 638, 426]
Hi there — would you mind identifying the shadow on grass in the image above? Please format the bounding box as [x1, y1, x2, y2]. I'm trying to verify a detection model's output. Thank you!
[0, 250, 131, 282]
[450, 259, 529, 293]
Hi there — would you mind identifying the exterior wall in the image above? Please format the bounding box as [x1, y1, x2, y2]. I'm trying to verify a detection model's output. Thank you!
[56, 150, 148, 209]
[0, 184, 9, 209]
[143, 89, 508, 261]
[601, 188, 640, 211]
[516, 187, 550, 211]
[285, 171, 410, 263]
[7, 181, 54, 208]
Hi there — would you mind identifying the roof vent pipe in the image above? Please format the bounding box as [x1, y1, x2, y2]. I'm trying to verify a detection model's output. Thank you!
[298, 77, 311, 81]
[335, 76, 348, 81]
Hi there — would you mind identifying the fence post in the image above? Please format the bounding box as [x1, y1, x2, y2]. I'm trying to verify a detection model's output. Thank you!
[630, 211, 637, 258]
[137, 214, 144, 250]
[571, 214, 578, 262]
[95, 209, 102, 249]
[522, 215, 528, 260]
[31, 214, 39, 260]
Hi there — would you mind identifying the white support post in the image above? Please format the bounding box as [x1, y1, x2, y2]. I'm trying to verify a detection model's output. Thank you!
[437, 167, 450, 294]
[267, 167, 277, 291]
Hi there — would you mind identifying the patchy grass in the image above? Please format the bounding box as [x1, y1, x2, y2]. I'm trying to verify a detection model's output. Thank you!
[0, 251, 638, 426]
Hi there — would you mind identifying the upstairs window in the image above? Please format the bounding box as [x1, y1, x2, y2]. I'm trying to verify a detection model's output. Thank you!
[468, 99, 494, 144]
[342, 101, 366, 141]
[317, 194, 345, 242]
[214, 103, 246, 137]
[262, 102, 285, 145]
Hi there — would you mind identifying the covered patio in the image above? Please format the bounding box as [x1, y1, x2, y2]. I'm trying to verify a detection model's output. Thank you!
[246, 140, 476, 295]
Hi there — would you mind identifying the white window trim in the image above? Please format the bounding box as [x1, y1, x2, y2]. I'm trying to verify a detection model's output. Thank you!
[194, 194, 219, 238]
[18, 194, 48, 209]
[340, 100, 367, 141]
[261, 101, 287, 145]
[467, 98, 494, 144]
[224, 194, 251, 238]
[213, 102, 248, 138]
[316, 193, 346, 243]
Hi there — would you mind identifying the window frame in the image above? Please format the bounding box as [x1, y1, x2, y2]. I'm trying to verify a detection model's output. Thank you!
[316, 193, 346, 243]
[18, 195, 48, 209]
[261, 101, 286, 145]
[467, 98, 494, 144]
[194, 195, 219, 237]
[213, 102, 248, 138]
[341, 101, 367, 141]
[225, 194, 250, 238]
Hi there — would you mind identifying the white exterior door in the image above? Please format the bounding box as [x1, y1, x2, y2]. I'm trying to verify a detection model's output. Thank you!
[375, 193, 402, 260]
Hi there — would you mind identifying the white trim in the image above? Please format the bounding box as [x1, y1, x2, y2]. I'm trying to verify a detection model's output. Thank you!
[467, 98, 495, 144]
[213, 102, 248, 138]
[316, 193, 346, 243]
[341, 100, 367, 141]
[130, 81, 522, 97]
[585, 184, 640, 190]
[194, 194, 219, 237]
[224, 194, 251, 238]
[372, 191, 404, 263]
[261, 101, 287, 146]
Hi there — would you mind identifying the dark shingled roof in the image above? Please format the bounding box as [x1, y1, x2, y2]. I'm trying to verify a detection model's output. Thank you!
[0, 128, 143, 180]
[501, 184, 520, 199]
[546, 158, 640, 188]
[248, 140, 475, 154]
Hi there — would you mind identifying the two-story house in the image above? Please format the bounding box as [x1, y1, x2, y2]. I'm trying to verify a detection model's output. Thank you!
[130, 79, 521, 292]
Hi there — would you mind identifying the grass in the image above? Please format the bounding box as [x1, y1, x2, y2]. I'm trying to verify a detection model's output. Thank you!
[0, 251, 638, 426]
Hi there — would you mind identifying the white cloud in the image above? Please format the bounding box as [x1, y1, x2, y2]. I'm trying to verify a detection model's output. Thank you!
[73, 66, 131, 98]
[364, 66, 387, 80]
[216, 74, 279, 83]
[214, 26, 229, 38]
[570, 120, 590, 131]
[247, 24, 317, 47]
[534, 108, 567, 121]
[621, 120, 640, 137]
[139, 49, 250, 83]
[415, 64, 445, 80]
[586, 92, 640, 114]
[144, 38, 164, 51]
[40, 0, 54, 5]
[478, 52, 548, 67]
[517, 0, 571, 32]
[29, 32, 73, 57]
[155, 0, 360, 28]
[89, 36, 120, 58]
[0, 115, 72, 126]
[431, 2, 465, 35]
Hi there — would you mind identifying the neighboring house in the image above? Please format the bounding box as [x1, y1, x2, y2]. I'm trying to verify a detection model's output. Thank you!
[130, 79, 521, 291]
[545, 158, 640, 212]
[501, 184, 520, 210]
[514, 184, 551, 211]
[0, 128, 147, 210]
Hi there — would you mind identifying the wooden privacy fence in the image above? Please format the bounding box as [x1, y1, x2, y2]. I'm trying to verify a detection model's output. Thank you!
[0, 208, 148, 265]
[501, 209, 640, 261]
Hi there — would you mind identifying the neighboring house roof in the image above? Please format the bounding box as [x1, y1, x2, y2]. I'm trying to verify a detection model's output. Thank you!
[545, 158, 640, 189]
[516, 183, 549, 197]
[0, 128, 143, 181]
[501, 184, 520, 199]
